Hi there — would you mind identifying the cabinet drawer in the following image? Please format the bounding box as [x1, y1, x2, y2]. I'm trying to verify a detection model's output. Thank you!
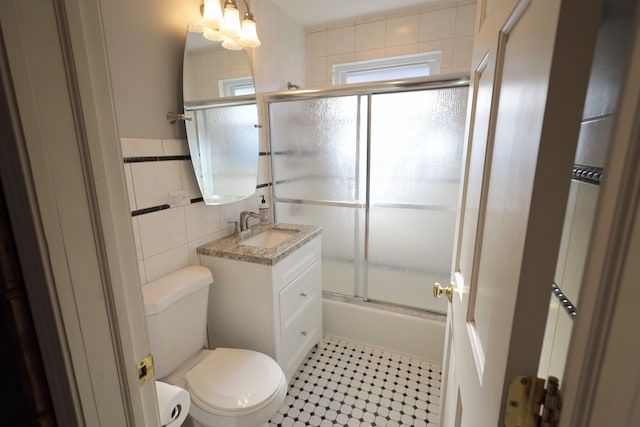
[273, 237, 320, 287]
[279, 261, 320, 328]
[282, 301, 322, 378]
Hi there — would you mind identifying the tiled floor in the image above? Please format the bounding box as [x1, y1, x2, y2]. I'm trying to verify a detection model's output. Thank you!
[269, 336, 441, 427]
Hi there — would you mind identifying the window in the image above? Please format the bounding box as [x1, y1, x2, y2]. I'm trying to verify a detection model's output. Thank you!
[218, 76, 255, 97]
[332, 52, 442, 86]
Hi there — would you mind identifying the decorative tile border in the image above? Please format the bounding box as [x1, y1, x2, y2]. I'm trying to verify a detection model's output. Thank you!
[552, 283, 577, 319]
[131, 204, 170, 217]
[572, 165, 603, 185]
[123, 155, 191, 163]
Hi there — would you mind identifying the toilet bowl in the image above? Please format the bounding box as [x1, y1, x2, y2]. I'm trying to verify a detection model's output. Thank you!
[164, 348, 287, 427]
[143, 266, 287, 427]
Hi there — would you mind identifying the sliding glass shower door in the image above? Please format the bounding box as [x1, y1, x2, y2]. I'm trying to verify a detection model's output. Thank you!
[269, 82, 468, 314]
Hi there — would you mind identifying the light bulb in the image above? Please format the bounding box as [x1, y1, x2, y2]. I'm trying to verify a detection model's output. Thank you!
[238, 17, 260, 48]
[203, 28, 224, 41]
[220, 2, 241, 39]
[202, 0, 223, 30]
[221, 37, 242, 51]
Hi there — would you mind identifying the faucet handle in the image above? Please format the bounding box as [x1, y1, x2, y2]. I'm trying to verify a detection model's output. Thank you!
[227, 221, 239, 234]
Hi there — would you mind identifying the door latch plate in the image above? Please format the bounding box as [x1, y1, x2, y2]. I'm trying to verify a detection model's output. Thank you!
[137, 354, 154, 386]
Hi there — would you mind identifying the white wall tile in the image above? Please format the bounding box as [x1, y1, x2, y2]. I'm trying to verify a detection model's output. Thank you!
[547, 309, 573, 381]
[143, 244, 190, 283]
[123, 164, 137, 211]
[218, 199, 251, 232]
[537, 295, 559, 380]
[184, 202, 223, 241]
[355, 48, 386, 62]
[130, 161, 182, 209]
[559, 183, 599, 304]
[386, 15, 419, 47]
[258, 155, 272, 185]
[575, 116, 613, 168]
[327, 26, 355, 55]
[385, 43, 419, 57]
[162, 138, 189, 156]
[328, 53, 356, 71]
[419, 39, 454, 69]
[452, 36, 474, 68]
[419, 8, 456, 42]
[131, 217, 142, 261]
[308, 56, 329, 86]
[188, 233, 226, 266]
[455, 4, 477, 37]
[138, 259, 147, 287]
[179, 160, 202, 201]
[356, 20, 386, 51]
[121, 138, 162, 158]
[306, 3, 473, 86]
[137, 207, 187, 258]
[307, 31, 327, 58]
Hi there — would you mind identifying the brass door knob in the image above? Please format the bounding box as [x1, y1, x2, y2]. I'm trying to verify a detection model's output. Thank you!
[433, 282, 453, 303]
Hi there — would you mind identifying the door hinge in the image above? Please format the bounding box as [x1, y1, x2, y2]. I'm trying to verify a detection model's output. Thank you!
[504, 375, 562, 427]
[137, 354, 154, 386]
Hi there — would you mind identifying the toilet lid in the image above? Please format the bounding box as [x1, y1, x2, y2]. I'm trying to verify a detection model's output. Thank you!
[185, 348, 284, 413]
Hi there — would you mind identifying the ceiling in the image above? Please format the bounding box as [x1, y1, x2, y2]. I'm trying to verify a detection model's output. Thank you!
[269, 0, 453, 27]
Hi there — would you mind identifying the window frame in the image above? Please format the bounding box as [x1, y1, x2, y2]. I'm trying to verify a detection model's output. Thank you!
[332, 51, 442, 86]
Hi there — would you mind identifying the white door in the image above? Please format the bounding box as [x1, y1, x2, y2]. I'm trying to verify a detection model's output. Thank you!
[0, 1, 159, 425]
[439, 0, 604, 425]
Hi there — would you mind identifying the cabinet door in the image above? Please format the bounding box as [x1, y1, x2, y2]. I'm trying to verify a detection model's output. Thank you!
[279, 261, 322, 380]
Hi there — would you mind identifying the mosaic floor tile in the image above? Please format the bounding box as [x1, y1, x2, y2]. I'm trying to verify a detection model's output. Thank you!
[270, 336, 441, 427]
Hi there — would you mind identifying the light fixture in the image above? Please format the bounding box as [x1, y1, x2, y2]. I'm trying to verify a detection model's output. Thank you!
[195, 0, 260, 50]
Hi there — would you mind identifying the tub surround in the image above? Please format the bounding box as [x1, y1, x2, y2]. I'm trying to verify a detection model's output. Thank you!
[197, 223, 322, 265]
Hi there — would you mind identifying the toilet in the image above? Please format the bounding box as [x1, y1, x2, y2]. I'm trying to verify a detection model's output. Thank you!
[143, 266, 287, 427]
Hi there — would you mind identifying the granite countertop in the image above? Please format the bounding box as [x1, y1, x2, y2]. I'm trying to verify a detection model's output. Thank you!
[197, 223, 322, 266]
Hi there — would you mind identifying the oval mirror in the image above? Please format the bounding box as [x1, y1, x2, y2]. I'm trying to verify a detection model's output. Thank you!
[182, 28, 259, 205]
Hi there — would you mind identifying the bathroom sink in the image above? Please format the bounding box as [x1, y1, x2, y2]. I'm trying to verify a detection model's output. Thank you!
[239, 228, 298, 249]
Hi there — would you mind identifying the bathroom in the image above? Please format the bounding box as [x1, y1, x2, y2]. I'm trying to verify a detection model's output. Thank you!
[118, 0, 474, 425]
[1, 0, 639, 425]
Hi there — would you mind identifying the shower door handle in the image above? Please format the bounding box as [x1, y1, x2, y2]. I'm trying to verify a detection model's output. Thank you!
[433, 282, 453, 303]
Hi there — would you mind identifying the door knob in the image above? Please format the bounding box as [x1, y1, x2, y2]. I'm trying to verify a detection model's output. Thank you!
[433, 282, 453, 303]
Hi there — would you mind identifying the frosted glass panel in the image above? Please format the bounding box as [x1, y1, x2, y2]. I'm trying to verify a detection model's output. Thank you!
[370, 88, 467, 206]
[270, 85, 468, 314]
[270, 96, 366, 202]
[187, 103, 259, 204]
[367, 207, 457, 311]
[275, 202, 365, 297]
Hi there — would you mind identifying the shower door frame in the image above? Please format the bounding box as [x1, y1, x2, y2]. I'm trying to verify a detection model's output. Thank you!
[265, 73, 470, 318]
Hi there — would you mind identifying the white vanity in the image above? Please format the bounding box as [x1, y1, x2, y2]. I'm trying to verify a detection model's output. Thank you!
[198, 223, 322, 381]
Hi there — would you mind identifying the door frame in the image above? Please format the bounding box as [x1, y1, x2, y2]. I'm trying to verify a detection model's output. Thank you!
[0, 0, 158, 425]
[561, 8, 640, 426]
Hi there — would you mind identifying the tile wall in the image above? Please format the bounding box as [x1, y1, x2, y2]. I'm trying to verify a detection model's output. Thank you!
[537, 0, 637, 383]
[121, 137, 271, 285]
[252, 0, 307, 92]
[305, 1, 476, 88]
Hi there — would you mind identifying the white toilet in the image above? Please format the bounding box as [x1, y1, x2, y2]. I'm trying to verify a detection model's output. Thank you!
[143, 266, 287, 427]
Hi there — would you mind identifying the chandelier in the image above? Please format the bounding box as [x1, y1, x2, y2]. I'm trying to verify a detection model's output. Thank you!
[194, 0, 261, 50]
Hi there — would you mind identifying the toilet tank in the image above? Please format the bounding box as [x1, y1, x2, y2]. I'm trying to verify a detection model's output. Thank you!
[142, 266, 213, 378]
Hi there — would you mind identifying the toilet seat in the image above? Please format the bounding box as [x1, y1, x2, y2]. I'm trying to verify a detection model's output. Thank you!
[185, 348, 285, 415]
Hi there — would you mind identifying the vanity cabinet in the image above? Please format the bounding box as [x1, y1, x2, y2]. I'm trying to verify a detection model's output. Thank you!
[199, 236, 322, 381]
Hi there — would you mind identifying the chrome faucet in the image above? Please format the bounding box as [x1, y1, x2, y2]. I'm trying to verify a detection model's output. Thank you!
[239, 211, 260, 232]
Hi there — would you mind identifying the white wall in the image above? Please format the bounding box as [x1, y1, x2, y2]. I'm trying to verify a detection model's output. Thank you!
[305, 0, 476, 88]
